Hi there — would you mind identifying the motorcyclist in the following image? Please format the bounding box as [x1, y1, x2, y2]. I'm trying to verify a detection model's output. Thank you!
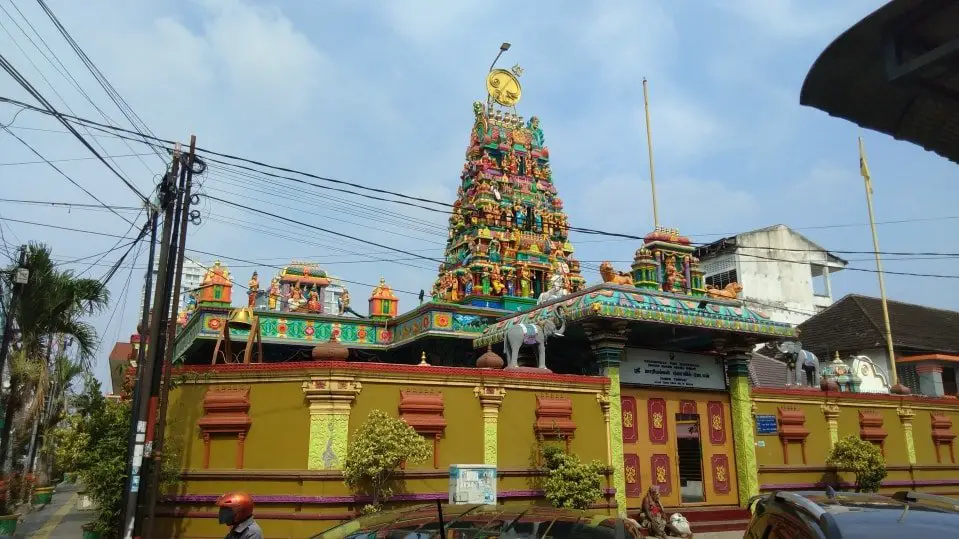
[216, 491, 263, 539]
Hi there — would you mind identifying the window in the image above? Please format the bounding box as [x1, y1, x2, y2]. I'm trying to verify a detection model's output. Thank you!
[944, 367, 958, 396]
[705, 269, 738, 289]
[811, 265, 829, 297]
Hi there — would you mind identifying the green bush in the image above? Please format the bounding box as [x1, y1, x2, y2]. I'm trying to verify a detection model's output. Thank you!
[54, 378, 128, 534]
[540, 445, 609, 510]
[826, 435, 887, 492]
[342, 410, 431, 511]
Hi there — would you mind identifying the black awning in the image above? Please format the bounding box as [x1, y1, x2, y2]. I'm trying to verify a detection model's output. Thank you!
[800, 0, 959, 165]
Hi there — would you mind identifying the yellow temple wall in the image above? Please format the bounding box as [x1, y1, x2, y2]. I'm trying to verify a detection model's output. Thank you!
[155, 362, 613, 538]
[752, 388, 959, 496]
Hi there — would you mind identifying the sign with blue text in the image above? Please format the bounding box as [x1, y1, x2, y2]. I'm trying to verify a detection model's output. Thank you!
[622, 349, 726, 390]
[755, 414, 778, 435]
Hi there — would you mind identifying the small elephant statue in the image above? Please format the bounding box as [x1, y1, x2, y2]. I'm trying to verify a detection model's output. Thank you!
[777, 341, 820, 388]
[502, 309, 567, 369]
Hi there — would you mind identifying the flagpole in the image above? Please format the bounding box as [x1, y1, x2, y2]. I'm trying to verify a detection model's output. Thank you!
[642, 78, 660, 229]
[859, 137, 909, 395]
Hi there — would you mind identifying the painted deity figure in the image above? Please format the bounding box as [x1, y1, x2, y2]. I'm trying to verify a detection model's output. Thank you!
[528, 116, 545, 148]
[479, 150, 495, 170]
[268, 277, 280, 310]
[489, 239, 502, 263]
[461, 273, 475, 296]
[490, 266, 505, 296]
[307, 286, 322, 313]
[247, 271, 259, 307]
[513, 202, 525, 229]
[518, 265, 531, 298]
[506, 275, 515, 296]
[534, 208, 544, 232]
[338, 288, 351, 315]
[289, 283, 304, 310]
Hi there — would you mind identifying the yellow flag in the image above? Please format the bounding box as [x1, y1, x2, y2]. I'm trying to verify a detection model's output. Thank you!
[858, 137, 873, 194]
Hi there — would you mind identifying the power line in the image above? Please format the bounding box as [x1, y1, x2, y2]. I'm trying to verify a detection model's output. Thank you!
[0, 152, 157, 167]
[1, 126, 139, 226]
[31, 0, 166, 163]
[202, 194, 446, 265]
[3, 94, 958, 253]
[0, 53, 151, 204]
[0, 197, 140, 211]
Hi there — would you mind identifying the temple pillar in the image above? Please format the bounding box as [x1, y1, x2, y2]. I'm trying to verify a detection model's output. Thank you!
[301, 375, 362, 470]
[821, 403, 840, 449]
[898, 406, 917, 465]
[724, 346, 760, 506]
[584, 320, 630, 518]
[474, 385, 506, 466]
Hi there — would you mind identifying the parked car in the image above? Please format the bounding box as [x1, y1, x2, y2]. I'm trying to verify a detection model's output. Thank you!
[745, 489, 959, 538]
[311, 503, 643, 539]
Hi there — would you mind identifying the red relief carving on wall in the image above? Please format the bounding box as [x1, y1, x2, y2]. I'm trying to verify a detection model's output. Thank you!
[623, 453, 642, 497]
[679, 400, 697, 415]
[647, 398, 668, 444]
[650, 454, 672, 495]
[931, 413, 956, 464]
[707, 401, 727, 445]
[858, 410, 887, 456]
[710, 454, 731, 494]
[621, 396, 638, 443]
[398, 391, 447, 468]
[196, 388, 252, 469]
[534, 396, 576, 450]
[777, 406, 809, 465]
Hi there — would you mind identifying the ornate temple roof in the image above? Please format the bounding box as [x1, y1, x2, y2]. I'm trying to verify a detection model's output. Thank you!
[201, 260, 231, 286]
[279, 261, 330, 287]
[370, 278, 398, 301]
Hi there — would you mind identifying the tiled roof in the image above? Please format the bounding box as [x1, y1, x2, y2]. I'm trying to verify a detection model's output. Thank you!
[798, 294, 959, 356]
[749, 352, 788, 388]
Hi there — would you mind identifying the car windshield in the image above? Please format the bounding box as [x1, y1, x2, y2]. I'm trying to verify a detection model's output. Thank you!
[311, 505, 640, 539]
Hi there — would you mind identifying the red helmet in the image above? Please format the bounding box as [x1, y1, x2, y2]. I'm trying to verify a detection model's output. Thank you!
[215, 491, 254, 525]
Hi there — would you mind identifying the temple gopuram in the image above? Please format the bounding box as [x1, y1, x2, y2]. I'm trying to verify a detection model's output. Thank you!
[155, 58, 959, 538]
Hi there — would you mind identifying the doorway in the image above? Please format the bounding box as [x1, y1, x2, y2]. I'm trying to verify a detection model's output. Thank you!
[676, 413, 705, 503]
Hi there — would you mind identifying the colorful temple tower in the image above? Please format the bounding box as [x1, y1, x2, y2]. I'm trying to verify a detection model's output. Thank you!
[196, 261, 233, 308]
[431, 65, 584, 312]
[368, 278, 399, 321]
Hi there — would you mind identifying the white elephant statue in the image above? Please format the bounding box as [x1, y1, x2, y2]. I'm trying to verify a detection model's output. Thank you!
[777, 341, 820, 388]
[502, 309, 567, 369]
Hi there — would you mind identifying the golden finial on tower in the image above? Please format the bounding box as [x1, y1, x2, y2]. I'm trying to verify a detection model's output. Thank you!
[419, 351, 431, 366]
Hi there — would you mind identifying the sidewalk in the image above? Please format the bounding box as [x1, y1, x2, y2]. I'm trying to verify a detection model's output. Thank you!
[14, 483, 87, 538]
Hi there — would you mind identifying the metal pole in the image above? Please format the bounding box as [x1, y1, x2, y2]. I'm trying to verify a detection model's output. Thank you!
[120, 206, 159, 535]
[858, 137, 906, 394]
[129, 148, 180, 539]
[0, 246, 26, 393]
[642, 78, 660, 229]
[145, 135, 197, 535]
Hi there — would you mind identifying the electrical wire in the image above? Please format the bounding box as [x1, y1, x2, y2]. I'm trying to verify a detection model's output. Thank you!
[1, 125, 139, 226]
[0, 152, 157, 167]
[0, 52, 151, 205]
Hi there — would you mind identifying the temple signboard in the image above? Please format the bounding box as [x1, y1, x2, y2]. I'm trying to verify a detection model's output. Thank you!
[621, 349, 726, 390]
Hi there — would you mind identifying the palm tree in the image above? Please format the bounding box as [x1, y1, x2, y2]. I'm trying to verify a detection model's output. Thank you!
[0, 243, 109, 507]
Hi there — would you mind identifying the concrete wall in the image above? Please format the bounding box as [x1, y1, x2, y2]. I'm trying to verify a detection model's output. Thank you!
[155, 362, 613, 538]
[753, 387, 959, 495]
[702, 226, 844, 327]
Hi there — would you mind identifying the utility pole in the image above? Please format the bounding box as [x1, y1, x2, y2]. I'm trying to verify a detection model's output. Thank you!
[125, 146, 180, 539]
[0, 245, 28, 475]
[144, 135, 197, 535]
[119, 206, 160, 536]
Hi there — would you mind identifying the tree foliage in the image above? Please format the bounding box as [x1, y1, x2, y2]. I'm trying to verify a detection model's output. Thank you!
[342, 410, 431, 510]
[826, 435, 887, 493]
[540, 445, 609, 510]
[54, 377, 128, 534]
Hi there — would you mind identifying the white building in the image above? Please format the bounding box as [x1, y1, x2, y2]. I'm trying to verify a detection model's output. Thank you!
[694, 225, 848, 326]
[138, 258, 209, 317]
[325, 278, 346, 315]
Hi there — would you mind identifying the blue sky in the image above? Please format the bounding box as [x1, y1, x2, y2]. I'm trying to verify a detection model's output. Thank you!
[0, 0, 956, 389]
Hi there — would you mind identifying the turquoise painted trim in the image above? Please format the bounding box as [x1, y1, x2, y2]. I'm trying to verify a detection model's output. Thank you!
[474, 284, 796, 347]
